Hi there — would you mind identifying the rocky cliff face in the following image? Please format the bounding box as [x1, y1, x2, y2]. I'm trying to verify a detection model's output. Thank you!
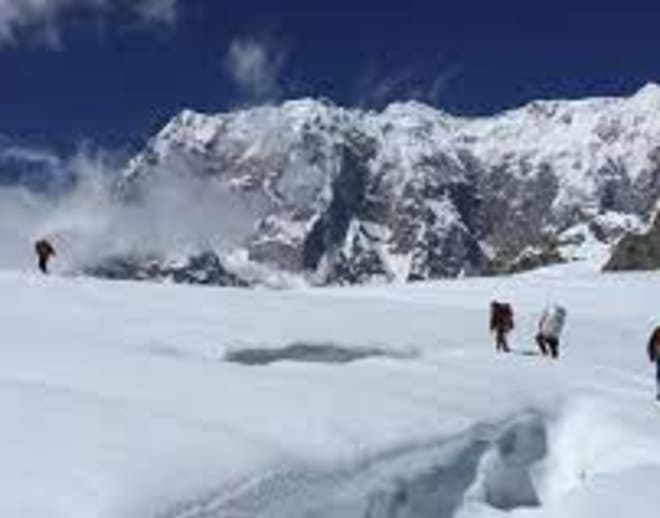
[91, 84, 660, 285]
[604, 213, 660, 272]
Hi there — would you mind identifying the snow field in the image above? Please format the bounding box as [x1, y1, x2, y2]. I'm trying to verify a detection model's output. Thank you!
[0, 266, 659, 517]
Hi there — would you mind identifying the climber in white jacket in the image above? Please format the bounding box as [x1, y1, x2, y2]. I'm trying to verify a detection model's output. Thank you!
[536, 304, 567, 359]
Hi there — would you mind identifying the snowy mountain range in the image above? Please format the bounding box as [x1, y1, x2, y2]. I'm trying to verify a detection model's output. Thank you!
[97, 84, 660, 285]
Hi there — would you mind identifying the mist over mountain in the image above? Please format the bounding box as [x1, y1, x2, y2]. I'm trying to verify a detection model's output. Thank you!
[3, 84, 660, 286]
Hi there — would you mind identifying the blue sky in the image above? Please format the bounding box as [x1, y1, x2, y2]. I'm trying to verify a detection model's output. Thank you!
[0, 0, 659, 154]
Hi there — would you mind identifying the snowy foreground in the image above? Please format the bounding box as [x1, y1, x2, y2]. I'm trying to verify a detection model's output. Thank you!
[1, 265, 660, 518]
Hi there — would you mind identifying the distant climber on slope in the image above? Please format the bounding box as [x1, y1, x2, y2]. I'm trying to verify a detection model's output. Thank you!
[490, 301, 514, 353]
[35, 238, 56, 275]
[536, 304, 567, 359]
[647, 326, 660, 400]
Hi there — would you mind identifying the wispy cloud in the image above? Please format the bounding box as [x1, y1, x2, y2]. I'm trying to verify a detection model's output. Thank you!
[131, 0, 177, 25]
[0, 0, 179, 47]
[0, 141, 61, 168]
[355, 55, 463, 108]
[223, 36, 288, 102]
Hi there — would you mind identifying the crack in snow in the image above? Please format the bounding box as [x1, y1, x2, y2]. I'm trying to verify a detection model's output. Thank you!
[158, 410, 551, 518]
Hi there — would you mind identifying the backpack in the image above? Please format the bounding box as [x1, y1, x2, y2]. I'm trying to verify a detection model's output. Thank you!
[540, 305, 566, 338]
[648, 327, 660, 362]
[491, 302, 514, 331]
[35, 239, 55, 258]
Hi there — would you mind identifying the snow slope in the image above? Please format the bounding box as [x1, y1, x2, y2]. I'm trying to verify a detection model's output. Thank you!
[0, 266, 659, 517]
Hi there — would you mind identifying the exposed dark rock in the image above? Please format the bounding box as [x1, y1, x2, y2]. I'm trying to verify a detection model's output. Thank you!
[302, 132, 374, 273]
[604, 215, 660, 272]
[497, 243, 566, 275]
[84, 251, 249, 287]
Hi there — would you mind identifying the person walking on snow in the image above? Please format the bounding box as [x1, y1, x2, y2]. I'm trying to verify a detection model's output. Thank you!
[490, 301, 514, 353]
[536, 304, 567, 359]
[34, 239, 56, 275]
[647, 326, 660, 400]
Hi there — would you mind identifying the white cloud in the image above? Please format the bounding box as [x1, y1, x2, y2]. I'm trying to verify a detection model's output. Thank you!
[0, 141, 266, 272]
[132, 0, 177, 25]
[0, 142, 61, 167]
[0, 0, 179, 47]
[355, 58, 463, 108]
[223, 37, 287, 101]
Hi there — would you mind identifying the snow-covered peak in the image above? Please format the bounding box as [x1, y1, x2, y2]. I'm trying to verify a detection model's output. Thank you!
[157, 108, 223, 149]
[380, 100, 455, 124]
[630, 81, 660, 105]
[129, 84, 660, 185]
